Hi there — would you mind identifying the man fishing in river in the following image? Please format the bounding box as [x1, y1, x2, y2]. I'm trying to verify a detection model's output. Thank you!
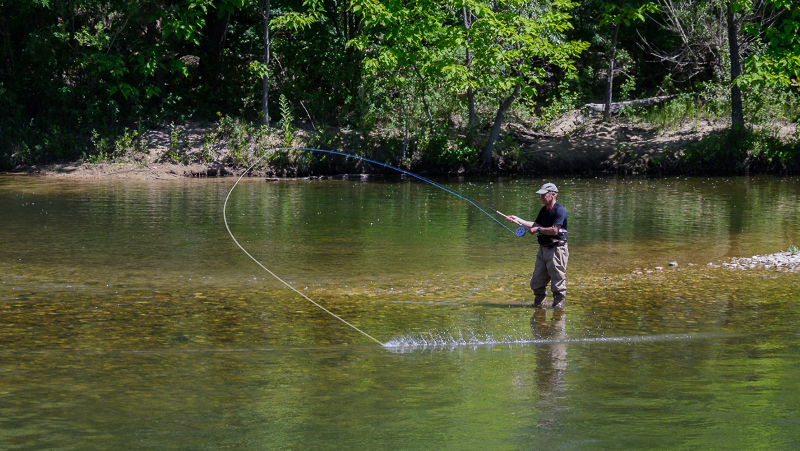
[499, 182, 569, 309]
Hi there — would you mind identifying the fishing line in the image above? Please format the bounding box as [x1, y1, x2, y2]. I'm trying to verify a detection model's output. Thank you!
[224, 147, 525, 345]
[224, 167, 384, 345]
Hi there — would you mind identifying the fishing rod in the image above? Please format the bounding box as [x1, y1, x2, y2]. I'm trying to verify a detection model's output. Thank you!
[268, 148, 566, 240]
[286, 147, 516, 234]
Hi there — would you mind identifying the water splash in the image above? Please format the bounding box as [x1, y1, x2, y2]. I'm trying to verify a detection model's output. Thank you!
[383, 330, 732, 353]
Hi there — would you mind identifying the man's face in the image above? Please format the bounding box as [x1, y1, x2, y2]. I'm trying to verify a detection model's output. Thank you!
[540, 191, 554, 204]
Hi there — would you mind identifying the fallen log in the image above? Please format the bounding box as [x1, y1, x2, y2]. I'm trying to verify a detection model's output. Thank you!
[584, 95, 677, 114]
[507, 123, 557, 140]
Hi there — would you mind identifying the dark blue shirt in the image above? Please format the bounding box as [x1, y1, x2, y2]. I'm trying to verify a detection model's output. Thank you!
[534, 202, 568, 246]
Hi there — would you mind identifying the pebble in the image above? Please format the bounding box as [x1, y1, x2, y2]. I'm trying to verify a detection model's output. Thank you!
[724, 251, 800, 272]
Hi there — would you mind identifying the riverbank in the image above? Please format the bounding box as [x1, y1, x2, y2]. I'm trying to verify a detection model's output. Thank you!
[9, 110, 799, 179]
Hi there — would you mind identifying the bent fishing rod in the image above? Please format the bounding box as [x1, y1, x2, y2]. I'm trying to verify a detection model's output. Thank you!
[283, 147, 516, 234]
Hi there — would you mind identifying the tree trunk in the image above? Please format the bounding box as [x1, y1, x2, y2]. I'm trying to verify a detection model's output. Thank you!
[462, 8, 476, 131]
[261, 0, 271, 126]
[481, 82, 521, 166]
[412, 63, 433, 123]
[347, 10, 361, 107]
[726, 2, 744, 130]
[467, 87, 476, 127]
[393, 75, 409, 161]
[0, 4, 13, 75]
[200, 4, 230, 82]
[603, 22, 621, 122]
[146, 2, 165, 99]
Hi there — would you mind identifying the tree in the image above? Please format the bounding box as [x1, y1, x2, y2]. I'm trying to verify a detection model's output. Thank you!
[643, 0, 784, 132]
[461, 5, 477, 133]
[740, 0, 800, 87]
[257, 0, 271, 125]
[351, 0, 588, 166]
[470, 0, 588, 164]
[727, 0, 745, 129]
[349, 0, 472, 153]
[598, 1, 659, 121]
[645, 0, 781, 82]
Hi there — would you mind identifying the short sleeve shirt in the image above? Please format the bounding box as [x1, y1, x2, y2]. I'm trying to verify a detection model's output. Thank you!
[534, 202, 568, 246]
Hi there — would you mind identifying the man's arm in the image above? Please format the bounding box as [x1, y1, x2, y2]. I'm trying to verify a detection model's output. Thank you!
[533, 224, 562, 235]
[498, 212, 536, 229]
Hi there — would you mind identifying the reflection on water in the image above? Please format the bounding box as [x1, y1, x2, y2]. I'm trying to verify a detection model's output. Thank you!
[531, 308, 568, 429]
[1, 175, 800, 449]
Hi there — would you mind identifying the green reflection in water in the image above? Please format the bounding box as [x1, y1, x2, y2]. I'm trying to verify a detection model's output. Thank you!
[1, 175, 799, 449]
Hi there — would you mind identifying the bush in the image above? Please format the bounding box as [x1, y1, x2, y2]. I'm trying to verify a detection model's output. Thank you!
[681, 127, 800, 173]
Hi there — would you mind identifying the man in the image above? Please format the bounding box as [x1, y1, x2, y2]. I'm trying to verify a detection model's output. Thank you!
[500, 182, 569, 308]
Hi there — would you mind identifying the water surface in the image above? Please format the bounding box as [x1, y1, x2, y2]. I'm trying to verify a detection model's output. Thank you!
[1, 175, 799, 449]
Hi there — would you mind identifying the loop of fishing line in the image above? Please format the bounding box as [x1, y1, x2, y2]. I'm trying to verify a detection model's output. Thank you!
[224, 147, 525, 345]
[223, 164, 384, 345]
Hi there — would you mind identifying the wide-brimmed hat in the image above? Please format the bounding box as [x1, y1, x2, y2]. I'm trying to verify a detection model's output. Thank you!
[535, 182, 558, 194]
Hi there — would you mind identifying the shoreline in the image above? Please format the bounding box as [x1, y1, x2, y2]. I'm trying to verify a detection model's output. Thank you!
[7, 114, 797, 179]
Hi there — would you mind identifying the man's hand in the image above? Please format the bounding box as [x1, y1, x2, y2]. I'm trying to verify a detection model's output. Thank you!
[498, 211, 536, 229]
[497, 211, 519, 224]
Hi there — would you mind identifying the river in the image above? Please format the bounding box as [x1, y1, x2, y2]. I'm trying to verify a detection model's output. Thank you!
[1, 175, 799, 449]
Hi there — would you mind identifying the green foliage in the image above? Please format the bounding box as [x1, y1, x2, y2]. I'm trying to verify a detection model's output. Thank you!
[496, 134, 527, 171]
[114, 127, 144, 162]
[600, 1, 660, 27]
[166, 123, 182, 164]
[619, 75, 636, 101]
[740, 0, 800, 87]
[627, 92, 705, 132]
[200, 131, 216, 164]
[0, 0, 796, 176]
[428, 144, 478, 167]
[84, 129, 110, 164]
[350, 0, 589, 160]
[421, 123, 475, 167]
[681, 127, 800, 173]
[216, 115, 265, 167]
[627, 81, 798, 135]
[279, 94, 294, 146]
[533, 79, 582, 131]
[788, 244, 799, 254]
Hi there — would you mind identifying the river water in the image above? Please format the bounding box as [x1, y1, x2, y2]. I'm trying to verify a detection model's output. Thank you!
[1, 175, 799, 449]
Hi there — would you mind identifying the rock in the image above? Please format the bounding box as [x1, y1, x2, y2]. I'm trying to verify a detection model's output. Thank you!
[669, 261, 678, 267]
